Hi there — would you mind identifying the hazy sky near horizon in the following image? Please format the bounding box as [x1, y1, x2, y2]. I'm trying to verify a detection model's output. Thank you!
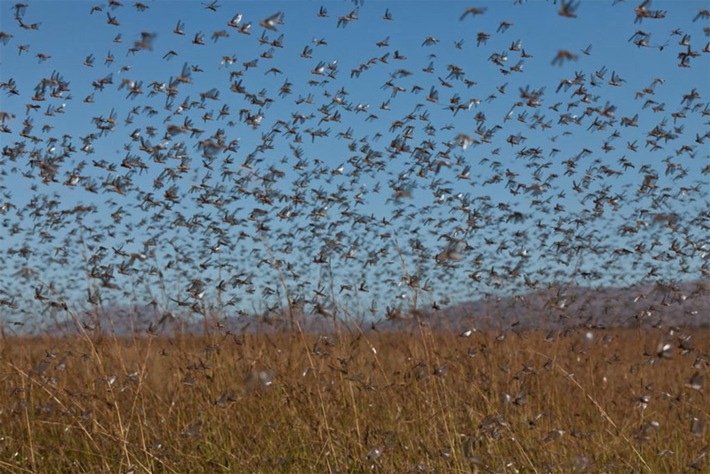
[0, 0, 708, 327]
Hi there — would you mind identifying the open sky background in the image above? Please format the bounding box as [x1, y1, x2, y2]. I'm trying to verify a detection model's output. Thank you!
[0, 0, 708, 329]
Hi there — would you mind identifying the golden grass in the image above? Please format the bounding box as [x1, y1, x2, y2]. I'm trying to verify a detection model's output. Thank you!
[0, 325, 707, 473]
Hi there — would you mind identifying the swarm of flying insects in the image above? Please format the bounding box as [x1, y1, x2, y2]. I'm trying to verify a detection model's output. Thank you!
[0, 0, 708, 471]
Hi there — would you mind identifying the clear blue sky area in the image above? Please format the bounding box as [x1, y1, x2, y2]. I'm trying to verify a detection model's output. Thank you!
[0, 1, 708, 329]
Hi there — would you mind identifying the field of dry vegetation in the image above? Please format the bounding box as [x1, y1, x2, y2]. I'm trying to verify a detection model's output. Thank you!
[0, 324, 707, 473]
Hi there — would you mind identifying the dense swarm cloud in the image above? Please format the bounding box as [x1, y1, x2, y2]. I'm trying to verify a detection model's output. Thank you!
[0, 1, 708, 334]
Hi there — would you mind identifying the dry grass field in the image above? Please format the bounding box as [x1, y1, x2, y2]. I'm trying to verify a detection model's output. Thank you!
[0, 324, 707, 473]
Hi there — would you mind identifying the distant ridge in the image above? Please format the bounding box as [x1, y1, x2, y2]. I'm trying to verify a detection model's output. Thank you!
[33, 279, 709, 337]
[404, 278, 710, 333]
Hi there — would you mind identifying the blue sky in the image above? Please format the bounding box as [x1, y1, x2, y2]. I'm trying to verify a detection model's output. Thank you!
[0, 0, 708, 327]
